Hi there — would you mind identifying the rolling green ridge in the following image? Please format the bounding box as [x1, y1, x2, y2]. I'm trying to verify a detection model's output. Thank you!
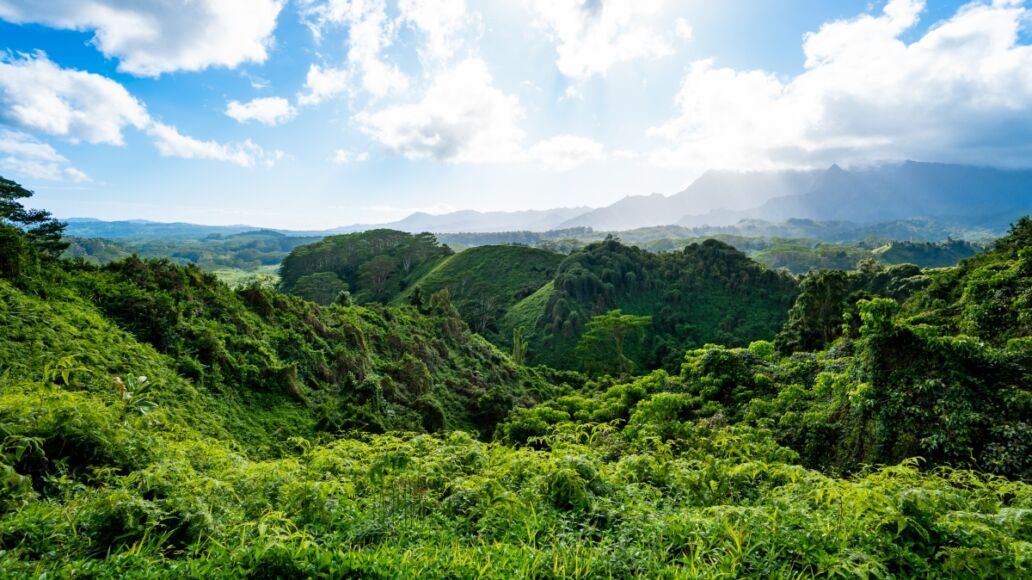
[278, 229, 452, 304]
[2, 178, 1031, 577]
[394, 245, 563, 337]
[62, 220, 986, 289]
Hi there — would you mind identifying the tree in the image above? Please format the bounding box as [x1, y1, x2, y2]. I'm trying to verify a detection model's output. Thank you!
[292, 272, 346, 305]
[358, 255, 397, 300]
[511, 327, 528, 365]
[775, 270, 850, 353]
[0, 176, 69, 258]
[0, 224, 32, 278]
[575, 309, 651, 377]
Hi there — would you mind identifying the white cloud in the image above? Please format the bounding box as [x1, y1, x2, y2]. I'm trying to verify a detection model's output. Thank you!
[355, 58, 525, 162]
[297, 64, 351, 106]
[530, 135, 606, 170]
[332, 149, 370, 164]
[0, 53, 281, 168]
[0, 130, 89, 182]
[298, 0, 408, 98]
[525, 0, 673, 79]
[147, 123, 283, 168]
[0, 130, 64, 162]
[0, 52, 149, 145]
[225, 97, 297, 126]
[649, 0, 1032, 171]
[0, 0, 285, 76]
[399, 0, 471, 64]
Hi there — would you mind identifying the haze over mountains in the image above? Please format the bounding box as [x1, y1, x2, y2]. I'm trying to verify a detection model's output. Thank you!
[64, 162, 1032, 237]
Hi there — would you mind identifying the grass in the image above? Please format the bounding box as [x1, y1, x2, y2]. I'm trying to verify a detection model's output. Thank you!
[396, 245, 562, 338]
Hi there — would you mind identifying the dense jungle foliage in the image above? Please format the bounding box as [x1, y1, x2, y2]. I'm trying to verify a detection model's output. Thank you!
[1, 178, 1030, 577]
[519, 238, 800, 372]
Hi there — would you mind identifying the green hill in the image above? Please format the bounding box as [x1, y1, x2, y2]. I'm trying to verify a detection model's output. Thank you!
[901, 216, 1032, 345]
[872, 239, 981, 268]
[507, 237, 799, 371]
[278, 229, 452, 304]
[395, 245, 563, 337]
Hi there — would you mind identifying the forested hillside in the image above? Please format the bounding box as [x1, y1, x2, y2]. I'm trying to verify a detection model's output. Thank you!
[278, 230, 452, 304]
[394, 245, 563, 337]
[2, 177, 1030, 577]
[513, 238, 799, 371]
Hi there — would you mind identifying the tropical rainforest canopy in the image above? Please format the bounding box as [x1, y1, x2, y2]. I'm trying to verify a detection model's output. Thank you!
[1, 177, 1029, 578]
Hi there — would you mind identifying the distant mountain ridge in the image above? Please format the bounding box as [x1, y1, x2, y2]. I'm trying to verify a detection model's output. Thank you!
[63, 162, 1032, 237]
[383, 207, 592, 233]
[678, 162, 1032, 227]
[63, 207, 594, 239]
[559, 169, 819, 231]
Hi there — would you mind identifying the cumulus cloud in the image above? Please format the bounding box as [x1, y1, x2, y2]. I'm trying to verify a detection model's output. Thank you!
[298, 0, 408, 98]
[649, 0, 1032, 171]
[355, 58, 525, 162]
[0, 130, 89, 182]
[530, 135, 606, 170]
[0, 0, 285, 76]
[297, 64, 351, 106]
[225, 97, 297, 126]
[0, 53, 280, 168]
[525, 0, 673, 79]
[0, 52, 149, 145]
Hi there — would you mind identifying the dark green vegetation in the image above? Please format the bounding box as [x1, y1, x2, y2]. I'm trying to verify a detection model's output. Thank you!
[520, 238, 799, 372]
[278, 230, 452, 304]
[2, 178, 1030, 577]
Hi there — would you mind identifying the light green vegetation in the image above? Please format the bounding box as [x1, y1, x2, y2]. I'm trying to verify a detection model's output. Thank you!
[395, 245, 563, 337]
[211, 264, 279, 288]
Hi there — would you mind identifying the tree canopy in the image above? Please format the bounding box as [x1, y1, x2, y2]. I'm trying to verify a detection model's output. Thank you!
[0, 176, 68, 259]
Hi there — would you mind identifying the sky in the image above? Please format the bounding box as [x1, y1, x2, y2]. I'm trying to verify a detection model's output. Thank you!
[1, 0, 1030, 228]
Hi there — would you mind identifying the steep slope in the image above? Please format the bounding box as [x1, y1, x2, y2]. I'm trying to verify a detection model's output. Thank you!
[395, 245, 563, 337]
[3, 257, 561, 439]
[901, 216, 1032, 345]
[503, 238, 799, 371]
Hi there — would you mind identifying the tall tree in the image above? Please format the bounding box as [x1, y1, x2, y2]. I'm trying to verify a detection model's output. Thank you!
[576, 309, 651, 377]
[0, 176, 69, 258]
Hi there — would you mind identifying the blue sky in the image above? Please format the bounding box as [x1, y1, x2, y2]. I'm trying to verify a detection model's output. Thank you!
[0, 0, 1029, 228]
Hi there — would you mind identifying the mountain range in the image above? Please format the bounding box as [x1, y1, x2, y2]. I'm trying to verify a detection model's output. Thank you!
[63, 162, 1032, 238]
